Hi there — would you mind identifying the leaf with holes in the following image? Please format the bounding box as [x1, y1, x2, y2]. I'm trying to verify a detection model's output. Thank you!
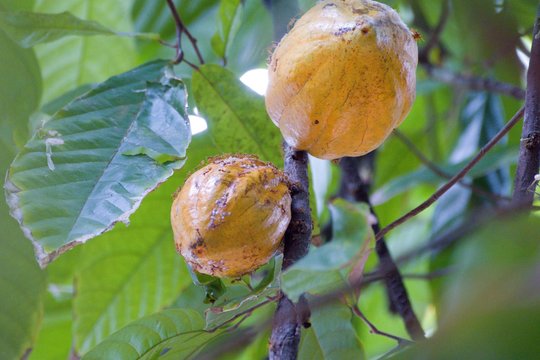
[192, 64, 282, 165]
[5, 60, 191, 267]
[82, 309, 224, 360]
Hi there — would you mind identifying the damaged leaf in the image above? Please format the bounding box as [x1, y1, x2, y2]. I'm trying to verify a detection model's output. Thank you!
[5, 60, 191, 267]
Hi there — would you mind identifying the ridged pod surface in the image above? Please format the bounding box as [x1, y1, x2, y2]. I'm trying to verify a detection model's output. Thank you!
[266, 0, 418, 160]
[171, 155, 291, 278]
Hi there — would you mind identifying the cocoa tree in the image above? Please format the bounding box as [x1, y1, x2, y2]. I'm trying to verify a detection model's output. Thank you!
[0, 1, 539, 359]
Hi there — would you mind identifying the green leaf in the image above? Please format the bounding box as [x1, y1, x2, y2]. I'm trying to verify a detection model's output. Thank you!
[73, 224, 189, 355]
[5, 60, 191, 267]
[0, 10, 113, 47]
[299, 328, 324, 360]
[29, 293, 72, 360]
[0, 0, 34, 12]
[34, 2, 139, 103]
[299, 300, 365, 360]
[456, 93, 511, 197]
[41, 83, 96, 116]
[0, 10, 159, 48]
[225, 0, 273, 73]
[192, 64, 282, 165]
[0, 220, 46, 359]
[189, 269, 227, 304]
[0, 29, 42, 151]
[82, 309, 223, 360]
[282, 200, 374, 302]
[211, 0, 242, 61]
[72, 133, 218, 355]
[0, 12, 46, 358]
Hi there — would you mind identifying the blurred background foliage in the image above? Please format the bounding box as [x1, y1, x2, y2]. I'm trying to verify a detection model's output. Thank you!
[0, 0, 539, 359]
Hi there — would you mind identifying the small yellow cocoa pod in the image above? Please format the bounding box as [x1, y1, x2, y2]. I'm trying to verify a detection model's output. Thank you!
[171, 155, 291, 278]
[266, 0, 418, 160]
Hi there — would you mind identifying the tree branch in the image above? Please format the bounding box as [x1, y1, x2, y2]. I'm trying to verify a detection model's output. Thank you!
[269, 145, 312, 360]
[339, 156, 425, 341]
[165, 0, 205, 67]
[513, 6, 540, 206]
[376, 106, 525, 241]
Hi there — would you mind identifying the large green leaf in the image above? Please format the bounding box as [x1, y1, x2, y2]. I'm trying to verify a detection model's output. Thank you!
[5, 60, 191, 266]
[211, 0, 242, 61]
[299, 300, 365, 360]
[28, 293, 72, 360]
[0, 0, 34, 11]
[0, 29, 41, 150]
[0, 10, 113, 47]
[82, 309, 223, 360]
[0, 233, 46, 360]
[222, 0, 273, 74]
[282, 200, 374, 302]
[72, 133, 218, 355]
[299, 328, 324, 360]
[0, 6, 46, 357]
[34, 1, 139, 103]
[0, 10, 158, 48]
[192, 64, 282, 165]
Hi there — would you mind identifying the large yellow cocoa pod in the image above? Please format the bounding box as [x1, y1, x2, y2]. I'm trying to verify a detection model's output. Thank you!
[171, 155, 291, 278]
[266, 0, 418, 160]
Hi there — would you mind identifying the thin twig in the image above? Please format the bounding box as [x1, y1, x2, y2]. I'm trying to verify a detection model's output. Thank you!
[512, 6, 540, 207]
[392, 129, 513, 204]
[376, 106, 525, 241]
[351, 305, 414, 346]
[165, 0, 204, 67]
